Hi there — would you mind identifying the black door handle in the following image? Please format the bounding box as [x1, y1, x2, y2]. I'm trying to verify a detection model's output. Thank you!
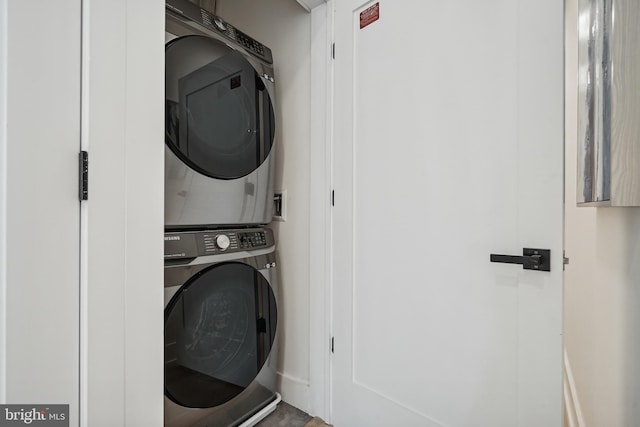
[490, 248, 551, 272]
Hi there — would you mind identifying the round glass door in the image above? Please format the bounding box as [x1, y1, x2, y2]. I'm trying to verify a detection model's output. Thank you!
[165, 35, 276, 180]
[164, 262, 277, 408]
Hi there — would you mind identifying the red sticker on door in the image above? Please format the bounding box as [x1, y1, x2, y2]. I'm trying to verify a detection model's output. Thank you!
[360, 2, 380, 29]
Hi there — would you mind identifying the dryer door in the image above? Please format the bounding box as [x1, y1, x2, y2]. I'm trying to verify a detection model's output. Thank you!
[164, 262, 277, 408]
[165, 35, 275, 180]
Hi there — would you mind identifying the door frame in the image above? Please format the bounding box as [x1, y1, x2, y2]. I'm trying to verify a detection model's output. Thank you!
[308, 0, 334, 421]
[0, 0, 7, 404]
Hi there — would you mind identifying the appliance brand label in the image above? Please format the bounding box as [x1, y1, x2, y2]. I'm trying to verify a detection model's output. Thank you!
[164, 253, 186, 258]
[0, 405, 69, 426]
[164, 236, 180, 241]
[360, 3, 380, 29]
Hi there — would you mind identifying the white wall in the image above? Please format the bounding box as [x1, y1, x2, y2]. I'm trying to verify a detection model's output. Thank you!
[564, 0, 640, 425]
[215, 0, 313, 411]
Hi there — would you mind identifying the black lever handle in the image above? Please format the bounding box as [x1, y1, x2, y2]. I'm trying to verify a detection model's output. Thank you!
[490, 248, 551, 272]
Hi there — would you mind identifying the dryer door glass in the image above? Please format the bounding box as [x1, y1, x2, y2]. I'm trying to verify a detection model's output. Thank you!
[164, 262, 277, 408]
[165, 35, 275, 180]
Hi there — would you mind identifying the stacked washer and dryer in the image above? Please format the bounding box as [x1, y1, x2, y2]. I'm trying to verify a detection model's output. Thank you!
[163, 1, 281, 426]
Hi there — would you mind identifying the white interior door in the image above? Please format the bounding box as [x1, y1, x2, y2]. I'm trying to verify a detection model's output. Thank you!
[331, 1, 564, 426]
[2, 0, 80, 423]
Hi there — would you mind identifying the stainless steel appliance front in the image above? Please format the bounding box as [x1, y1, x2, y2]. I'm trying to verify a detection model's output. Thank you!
[164, 227, 279, 427]
[165, 0, 276, 228]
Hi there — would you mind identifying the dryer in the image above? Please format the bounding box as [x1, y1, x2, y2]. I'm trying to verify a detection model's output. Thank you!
[164, 227, 280, 427]
[165, 0, 276, 229]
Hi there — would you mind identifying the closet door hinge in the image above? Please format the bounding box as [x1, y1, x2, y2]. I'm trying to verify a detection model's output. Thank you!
[79, 151, 88, 201]
[332, 43, 335, 59]
[331, 190, 335, 206]
[331, 336, 334, 353]
[563, 251, 570, 271]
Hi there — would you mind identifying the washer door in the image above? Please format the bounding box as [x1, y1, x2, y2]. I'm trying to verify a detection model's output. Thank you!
[164, 262, 277, 408]
[165, 35, 275, 180]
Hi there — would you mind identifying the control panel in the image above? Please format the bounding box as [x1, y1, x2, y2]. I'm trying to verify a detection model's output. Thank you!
[164, 228, 274, 260]
[166, 0, 273, 64]
[238, 230, 268, 249]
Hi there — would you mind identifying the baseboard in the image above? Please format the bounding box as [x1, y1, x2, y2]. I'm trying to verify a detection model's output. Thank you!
[564, 350, 587, 427]
[564, 372, 577, 427]
[277, 371, 310, 413]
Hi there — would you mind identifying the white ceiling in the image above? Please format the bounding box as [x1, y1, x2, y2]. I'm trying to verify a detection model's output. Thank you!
[294, 0, 326, 12]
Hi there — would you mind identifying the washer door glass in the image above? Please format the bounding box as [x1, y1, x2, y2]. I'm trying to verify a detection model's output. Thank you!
[165, 35, 275, 180]
[164, 262, 277, 408]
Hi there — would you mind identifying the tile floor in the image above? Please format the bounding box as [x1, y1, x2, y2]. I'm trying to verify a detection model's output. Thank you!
[256, 402, 313, 427]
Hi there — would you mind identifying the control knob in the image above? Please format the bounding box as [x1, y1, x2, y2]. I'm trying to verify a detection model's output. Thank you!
[213, 16, 227, 32]
[216, 234, 230, 250]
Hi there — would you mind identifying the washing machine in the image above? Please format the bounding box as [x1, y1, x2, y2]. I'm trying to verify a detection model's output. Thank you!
[164, 227, 280, 427]
[165, 0, 277, 229]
